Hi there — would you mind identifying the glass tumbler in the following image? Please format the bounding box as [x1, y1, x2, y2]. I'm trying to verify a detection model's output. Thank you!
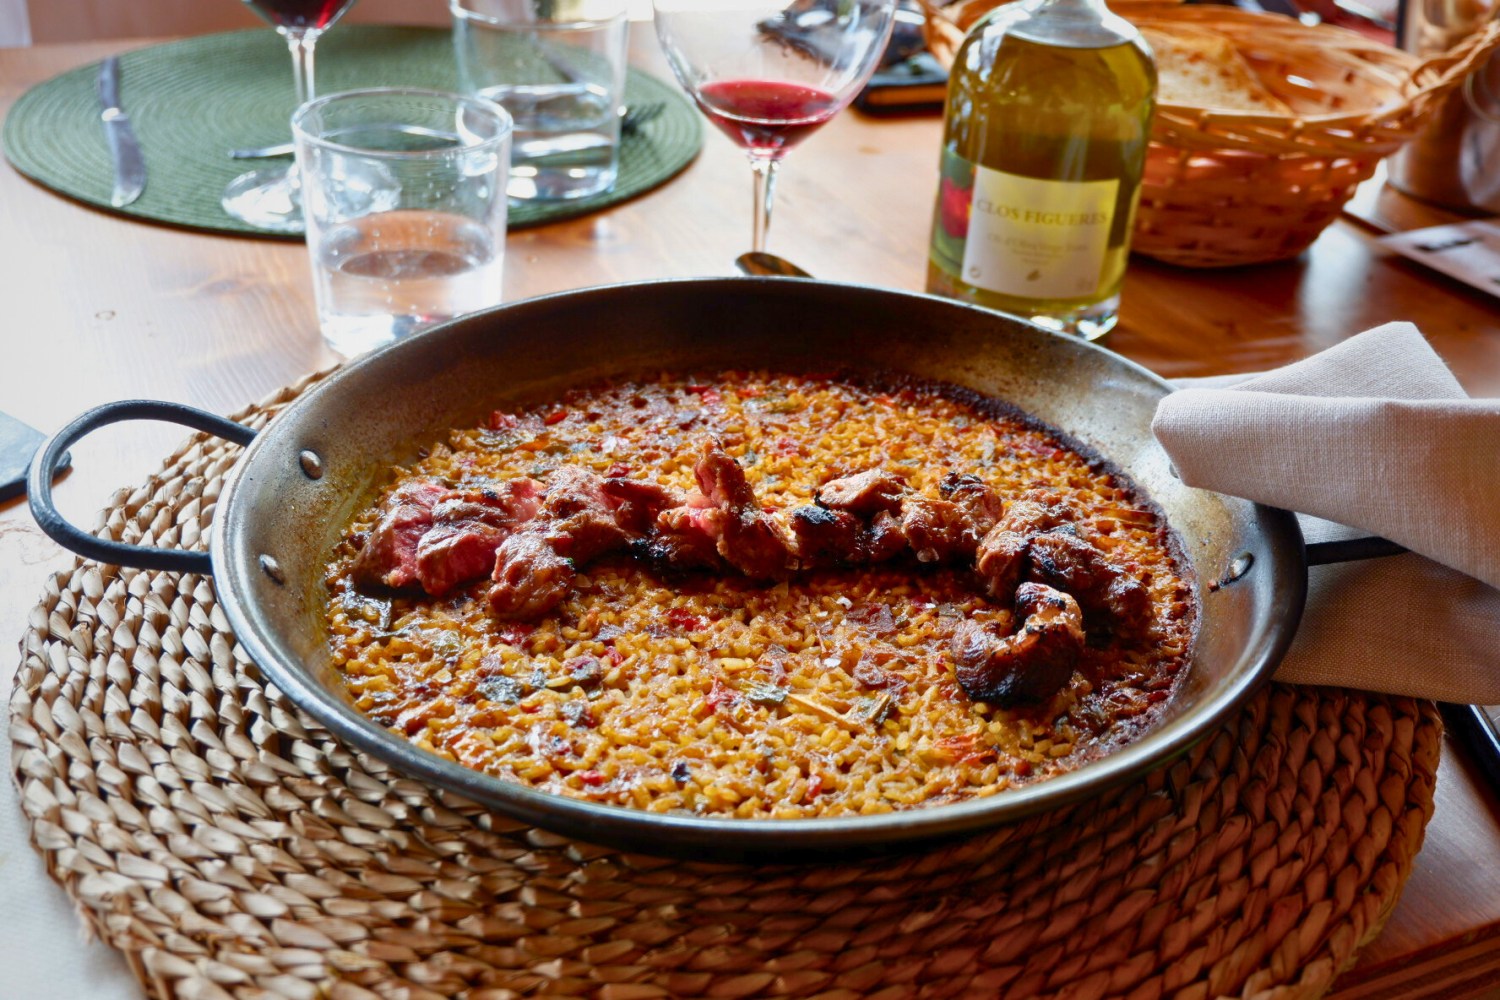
[450, 0, 628, 200]
[293, 88, 513, 357]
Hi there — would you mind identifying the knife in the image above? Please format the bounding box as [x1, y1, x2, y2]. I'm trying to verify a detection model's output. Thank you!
[96, 56, 146, 208]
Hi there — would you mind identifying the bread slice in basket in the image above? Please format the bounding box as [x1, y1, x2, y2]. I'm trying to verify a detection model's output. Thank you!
[1140, 24, 1293, 113]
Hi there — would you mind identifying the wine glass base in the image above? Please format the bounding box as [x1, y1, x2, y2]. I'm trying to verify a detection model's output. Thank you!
[222, 165, 305, 233]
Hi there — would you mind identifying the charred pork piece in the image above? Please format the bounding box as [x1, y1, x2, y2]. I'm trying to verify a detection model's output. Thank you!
[815, 468, 907, 516]
[694, 441, 795, 578]
[415, 479, 544, 597]
[489, 532, 576, 620]
[938, 473, 1004, 538]
[642, 500, 725, 573]
[352, 479, 449, 591]
[863, 510, 909, 564]
[951, 582, 1085, 706]
[539, 466, 635, 563]
[720, 509, 798, 579]
[975, 528, 1029, 601]
[900, 495, 977, 563]
[635, 528, 725, 574]
[1100, 574, 1152, 635]
[972, 491, 1081, 600]
[787, 504, 864, 568]
[1026, 531, 1150, 635]
[601, 477, 685, 534]
[696, 439, 759, 508]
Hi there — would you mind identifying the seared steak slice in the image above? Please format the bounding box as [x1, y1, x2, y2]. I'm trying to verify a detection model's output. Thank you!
[489, 533, 575, 620]
[352, 479, 448, 591]
[951, 582, 1084, 706]
[815, 468, 906, 516]
[431, 479, 544, 528]
[540, 466, 633, 563]
[415, 479, 545, 596]
[720, 509, 797, 579]
[416, 524, 504, 597]
[695, 439, 759, 509]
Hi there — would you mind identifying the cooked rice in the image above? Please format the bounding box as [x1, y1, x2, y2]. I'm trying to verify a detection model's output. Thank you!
[324, 372, 1196, 819]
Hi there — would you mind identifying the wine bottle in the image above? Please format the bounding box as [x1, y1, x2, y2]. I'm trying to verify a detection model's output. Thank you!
[926, 0, 1155, 340]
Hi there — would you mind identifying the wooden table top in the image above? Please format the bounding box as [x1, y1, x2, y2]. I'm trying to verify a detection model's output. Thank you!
[1, 34, 1498, 1000]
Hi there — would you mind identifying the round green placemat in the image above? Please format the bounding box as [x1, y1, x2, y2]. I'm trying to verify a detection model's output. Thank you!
[2, 26, 702, 236]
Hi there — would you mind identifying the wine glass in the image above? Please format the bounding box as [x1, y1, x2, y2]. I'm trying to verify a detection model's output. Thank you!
[221, 0, 359, 232]
[652, 0, 898, 254]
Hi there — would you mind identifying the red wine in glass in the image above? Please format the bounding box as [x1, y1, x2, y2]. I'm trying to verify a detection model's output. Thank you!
[696, 80, 840, 157]
[243, 0, 357, 31]
[653, 0, 898, 253]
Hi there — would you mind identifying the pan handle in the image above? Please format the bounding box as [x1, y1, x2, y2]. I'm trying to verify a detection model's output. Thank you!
[28, 400, 258, 574]
[1305, 536, 1408, 565]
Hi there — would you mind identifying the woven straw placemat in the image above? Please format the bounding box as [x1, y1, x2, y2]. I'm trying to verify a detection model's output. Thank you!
[9, 373, 1440, 1000]
[1, 27, 701, 236]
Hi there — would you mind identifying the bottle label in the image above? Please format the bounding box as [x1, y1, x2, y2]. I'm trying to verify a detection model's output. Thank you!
[949, 153, 1118, 300]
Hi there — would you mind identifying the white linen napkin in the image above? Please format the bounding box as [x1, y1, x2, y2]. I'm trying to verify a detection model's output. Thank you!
[1152, 321, 1500, 703]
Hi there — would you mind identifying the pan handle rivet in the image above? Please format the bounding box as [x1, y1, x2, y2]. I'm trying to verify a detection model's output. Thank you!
[1222, 552, 1254, 585]
[299, 450, 324, 479]
[259, 554, 286, 585]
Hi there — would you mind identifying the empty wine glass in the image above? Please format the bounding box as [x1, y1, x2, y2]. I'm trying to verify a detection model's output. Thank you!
[653, 0, 897, 253]
[221, 0, 359, 232]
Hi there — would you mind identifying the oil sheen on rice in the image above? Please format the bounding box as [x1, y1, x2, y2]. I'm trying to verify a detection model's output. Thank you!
[324, 372, 1195, 819]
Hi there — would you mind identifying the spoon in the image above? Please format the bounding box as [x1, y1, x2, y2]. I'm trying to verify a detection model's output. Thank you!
[734, 252, 812, 278]
[227, 102, 669, 159]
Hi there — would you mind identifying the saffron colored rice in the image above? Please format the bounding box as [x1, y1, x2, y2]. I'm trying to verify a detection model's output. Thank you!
[324, 372, 1196, 819]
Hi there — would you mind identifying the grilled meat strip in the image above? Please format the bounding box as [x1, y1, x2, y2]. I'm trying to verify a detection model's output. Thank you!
[354, 446, 1157, 708]
[974, 489, 1075, 600]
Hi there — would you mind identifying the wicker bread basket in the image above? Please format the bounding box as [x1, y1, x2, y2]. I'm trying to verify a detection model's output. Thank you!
[923, 0, 1500, 267]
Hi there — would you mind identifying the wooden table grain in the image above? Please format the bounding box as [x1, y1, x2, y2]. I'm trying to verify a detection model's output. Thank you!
[1, 35, 1498, 1000]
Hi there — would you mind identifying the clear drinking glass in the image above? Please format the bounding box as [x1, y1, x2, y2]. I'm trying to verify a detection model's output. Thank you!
[293, 88, 513, 357]
[652, 0, 898, 252]
[222, 0, 358, 232]
[451, 0, 628, 201]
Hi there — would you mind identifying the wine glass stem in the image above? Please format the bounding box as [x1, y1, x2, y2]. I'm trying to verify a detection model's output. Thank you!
[284, 28, 321, 196]
[287, 29, 319, 106]
[749, 154, 780, 254]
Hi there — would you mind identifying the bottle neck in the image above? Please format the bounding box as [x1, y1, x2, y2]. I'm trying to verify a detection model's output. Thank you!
[1008, 0, 1139, 48]
[1038, 0, 1112, 17]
